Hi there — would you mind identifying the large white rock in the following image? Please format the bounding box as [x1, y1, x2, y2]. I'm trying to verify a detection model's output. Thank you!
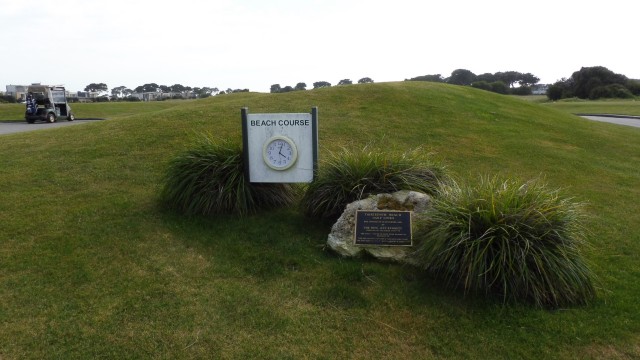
[326, 190, 431, 265]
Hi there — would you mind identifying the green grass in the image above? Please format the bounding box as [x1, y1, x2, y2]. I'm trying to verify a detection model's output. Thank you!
[543, 98, 640, 116]
[1, 82, 639, 358]
[0, 100, 185, 121]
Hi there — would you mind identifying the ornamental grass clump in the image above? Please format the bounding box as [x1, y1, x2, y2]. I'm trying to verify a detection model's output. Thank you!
[301, 146, 448, 219]
[161, 136, 297, 216]
[414, 176, 596, 308]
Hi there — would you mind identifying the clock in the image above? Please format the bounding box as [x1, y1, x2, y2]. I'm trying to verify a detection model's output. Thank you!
[263, 135, 298, 170]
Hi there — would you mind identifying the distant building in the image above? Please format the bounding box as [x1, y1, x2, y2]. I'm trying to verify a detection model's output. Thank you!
[532, 84, 549, 95]
[75, 91, 101, 102]
[5, 84, 30, 101]
[131, 92, 161, 101]
[5, 84, 83, 101]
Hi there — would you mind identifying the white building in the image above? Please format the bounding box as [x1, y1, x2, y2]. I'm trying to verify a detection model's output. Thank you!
[532, 84, 549, 95]
[5, 84, 30, 101]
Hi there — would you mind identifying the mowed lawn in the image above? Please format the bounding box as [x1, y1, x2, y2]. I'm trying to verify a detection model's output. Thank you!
[1, 82, 639, 359]
[543, 98, 640, 117]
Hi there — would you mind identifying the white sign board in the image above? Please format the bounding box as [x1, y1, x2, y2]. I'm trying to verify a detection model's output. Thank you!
[242, 108, 318, 183]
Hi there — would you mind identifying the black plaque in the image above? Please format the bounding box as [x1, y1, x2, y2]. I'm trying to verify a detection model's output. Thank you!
[354, 210, 412, 246]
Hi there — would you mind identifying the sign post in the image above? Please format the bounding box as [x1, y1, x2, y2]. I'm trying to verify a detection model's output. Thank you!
[242, 107, 318, 183]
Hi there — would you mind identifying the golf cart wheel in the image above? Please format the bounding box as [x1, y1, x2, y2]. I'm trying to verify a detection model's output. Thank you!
[26, 118, 35, 124]
[68, 113, 75, 121]
[47, 113, 56, 123]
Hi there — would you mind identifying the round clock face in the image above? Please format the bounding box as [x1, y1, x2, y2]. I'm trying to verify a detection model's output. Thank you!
[263, 136, 298, 170]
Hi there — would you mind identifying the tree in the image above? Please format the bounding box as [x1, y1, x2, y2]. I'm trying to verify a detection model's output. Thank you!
[111, 86, 127, 98]
[313, 81, 331, 89]
[511, 85, 533, 96]
[471, 80, 508, 94]
[171, 84, 186, 94]
[159, 85, 171, 94]
[134, 83, 159, 93]
[447, 69, 476, 85]
[588, 84, 633, 100]
[494, 71, 521, 88]
[405, 74, 444, 82]
[546, 78, 575, 101]
[475, 73, 497, 83]
[571, 66, 628, 99]
[84, 83, 108, 94]
[196, 87, 214, 98]
[358, 77, 374, 84]
[295, 82, 307, 91]
[626, 79, 640, 96]
[518, 73, 540, 87]
[270, 84, 282, 93]
[489, 81, 508, 94]
[471, 81, 492, 91]
[337, 79, 352, 86]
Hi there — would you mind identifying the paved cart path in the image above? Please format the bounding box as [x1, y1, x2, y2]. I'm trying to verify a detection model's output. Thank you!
[579, 114, 640, 128]
[0, 119, 105, 136]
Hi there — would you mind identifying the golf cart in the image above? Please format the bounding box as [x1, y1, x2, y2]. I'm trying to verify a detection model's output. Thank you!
[25, 85, 75, 123]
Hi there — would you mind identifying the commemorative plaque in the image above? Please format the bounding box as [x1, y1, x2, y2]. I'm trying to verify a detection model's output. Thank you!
[354, 210, 412, 246]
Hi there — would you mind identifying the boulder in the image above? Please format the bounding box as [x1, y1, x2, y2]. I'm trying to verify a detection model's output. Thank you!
[326, 190, 431, 265]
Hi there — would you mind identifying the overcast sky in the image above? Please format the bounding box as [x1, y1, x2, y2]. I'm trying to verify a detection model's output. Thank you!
[1, 0, 638, 93]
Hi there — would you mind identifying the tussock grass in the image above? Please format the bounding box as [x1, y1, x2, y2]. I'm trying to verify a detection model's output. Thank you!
[414, 176, 596, 308]
[160, 136, 297, 216]
[301, 146, 448, 219]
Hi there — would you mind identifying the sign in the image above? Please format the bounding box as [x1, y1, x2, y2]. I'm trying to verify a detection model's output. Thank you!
[242, 108, 318, 183]
[354, 210, 412, 246]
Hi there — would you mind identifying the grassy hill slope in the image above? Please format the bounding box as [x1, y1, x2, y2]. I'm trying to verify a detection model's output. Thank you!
[1, 82, 639, 359]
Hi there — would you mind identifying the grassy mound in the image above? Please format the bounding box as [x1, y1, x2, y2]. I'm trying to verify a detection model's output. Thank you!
[0, 82, 639, 358]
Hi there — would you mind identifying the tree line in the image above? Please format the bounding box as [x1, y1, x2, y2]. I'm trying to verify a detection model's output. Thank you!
[79, 66, 640, 102]
[546, 66, 640, 100]
[81, 83, 245, 102]
[405, 69, 541, 95]
[269, 78, 374, 93]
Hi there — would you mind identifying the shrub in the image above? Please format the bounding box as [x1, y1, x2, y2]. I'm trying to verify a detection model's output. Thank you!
[413, 176, 596, 308]
[489, 81, 508, 94]
[471, 81, 492, 91]
[301, 147, 448, 219]
[0, 95, 17, 103]
[510, 86, 532, 96]
[589, 84, 634, 99]
[161, 136, 297, 216]
[626, 79, 640, 96]
[546, 84, 564, 101]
